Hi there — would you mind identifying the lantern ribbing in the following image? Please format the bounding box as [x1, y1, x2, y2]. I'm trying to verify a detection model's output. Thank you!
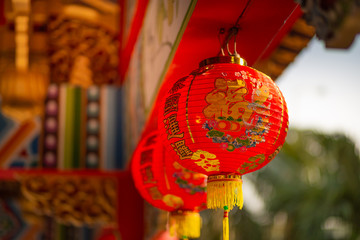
[131, 132, 207, 239]
[159, 55, 289, 240]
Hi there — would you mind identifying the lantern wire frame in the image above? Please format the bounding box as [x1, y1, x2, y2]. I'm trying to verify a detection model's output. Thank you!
[196, 52, 285, 240]
[218, 26, 241, 58]
[197, 52, 286, 240]
[207, 25, 254, 236]
[131, 132, 207, 239]
[160, 10, 287, 238]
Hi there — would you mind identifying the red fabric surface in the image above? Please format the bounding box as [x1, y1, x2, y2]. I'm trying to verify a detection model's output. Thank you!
[151, 230, 178, 240]
[131, 132, 207, 212]
[158, 61, 288, 176]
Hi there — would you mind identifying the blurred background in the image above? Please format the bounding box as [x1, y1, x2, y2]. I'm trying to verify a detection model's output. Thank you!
[199, 36, 360, 240]
[0, 0, 359, 239]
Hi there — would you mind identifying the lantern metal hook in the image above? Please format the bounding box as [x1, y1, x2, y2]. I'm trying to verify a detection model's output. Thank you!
[218, 28, 226, 56]
[225, 27, 240, 57]
[217, 0, 252, 58]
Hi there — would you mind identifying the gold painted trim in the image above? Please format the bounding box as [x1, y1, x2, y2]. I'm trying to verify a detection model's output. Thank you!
[186, 75, 196, 143]
[208, 174, 242, 183]
[199, 56, 247, 68]
[273, 85, 285, 145]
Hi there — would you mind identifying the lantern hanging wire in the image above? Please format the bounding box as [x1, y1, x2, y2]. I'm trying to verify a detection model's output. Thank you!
[218, 28, 226, 56]
[218, 26, 240, 58]
[218, 0, 252, 57]
[225, 27, 239, 57]
[208, 26, 247, 67]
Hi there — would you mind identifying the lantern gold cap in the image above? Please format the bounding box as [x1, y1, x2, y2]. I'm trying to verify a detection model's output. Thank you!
[199, 55, 247, 68]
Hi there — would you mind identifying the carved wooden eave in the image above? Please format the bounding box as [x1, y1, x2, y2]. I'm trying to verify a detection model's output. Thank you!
[254, 0, 360, 81]
[0, 0, 119, 53]
[297, 0, 360, 49]
[253, 17, 316, 81]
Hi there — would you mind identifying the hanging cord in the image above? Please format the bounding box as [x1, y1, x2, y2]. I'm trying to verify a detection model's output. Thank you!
[218, 0, 253, 57]
[233, 30, 240, 58]
[234, 0, 252, 27]
[218, 28, 226, 56]
[223, 206, 230, 240]
[225, 27, 239, 56]
[217, 26, 239, 57]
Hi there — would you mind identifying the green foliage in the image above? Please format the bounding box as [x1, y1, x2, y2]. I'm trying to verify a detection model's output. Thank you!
[199, 129, 360, 240]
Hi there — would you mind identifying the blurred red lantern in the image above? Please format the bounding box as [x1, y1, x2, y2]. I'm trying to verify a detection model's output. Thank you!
[151, 230, 178, 240]
[131, 132, 207, 239]
[158, 55, 288, 239]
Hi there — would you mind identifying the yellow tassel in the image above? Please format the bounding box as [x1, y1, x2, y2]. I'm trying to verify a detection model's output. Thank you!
[223, 206, 229, 240]
[169, 211, 201, 239]
[207, 174, 243, 210]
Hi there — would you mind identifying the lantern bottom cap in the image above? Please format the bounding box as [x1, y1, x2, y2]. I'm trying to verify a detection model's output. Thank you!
[207, 174, 243, 210]
[170, 211, 201, 238]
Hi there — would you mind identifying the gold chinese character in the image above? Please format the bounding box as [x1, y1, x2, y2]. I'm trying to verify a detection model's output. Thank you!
[164, 93, 180, 116]
[171, 140, 193, 160]
[147, 186, 162, 200]
[140, 149, 153, 165]
[145, 135, 157, 146]
[141, 166, 156, 184]
[203, 78, 252, 122]
[236, 154, 265, 174]
[168, 77, 186, 94]
[191, 150, 220, 172]
[163, 114, 184, 139]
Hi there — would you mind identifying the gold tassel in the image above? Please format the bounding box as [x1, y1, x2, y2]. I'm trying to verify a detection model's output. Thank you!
[169, 211, 201, 239]
[207, 174, 243, 210]
[223, 206, 229, 240]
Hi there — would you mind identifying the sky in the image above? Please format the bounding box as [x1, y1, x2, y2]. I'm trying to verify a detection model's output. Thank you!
[276, 36, 360, 150]
[242, 36, 360, 216]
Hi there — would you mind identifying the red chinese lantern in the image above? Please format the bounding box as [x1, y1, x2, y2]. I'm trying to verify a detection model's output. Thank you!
[158, 55, 288, 239]
[131, 131, 207, 239]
